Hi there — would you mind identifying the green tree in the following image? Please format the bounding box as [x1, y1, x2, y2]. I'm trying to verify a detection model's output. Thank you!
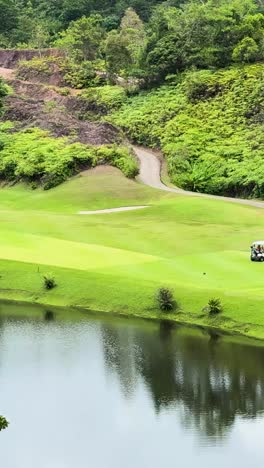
[105, 30, 132, 79]
[120, 7, 146, 64]
[55, 15, 105, 62]
[0, 0, 18, 34]
[232, 37, 260, 62]
[105, 8, 146, 79]
[60, 0, 89, 23]
[144, 0, 264, 83]
[146, 33, 184, 82]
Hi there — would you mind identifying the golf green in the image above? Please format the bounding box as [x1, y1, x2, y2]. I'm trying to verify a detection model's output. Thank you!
[1, 166, 264, 339]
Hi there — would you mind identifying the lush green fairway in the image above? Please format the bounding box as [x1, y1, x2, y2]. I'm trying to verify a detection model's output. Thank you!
[1, 166, 264, 339]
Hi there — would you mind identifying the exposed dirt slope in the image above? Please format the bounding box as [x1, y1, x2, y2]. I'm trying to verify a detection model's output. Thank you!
[0, 63, 120, 146]
[0, 67, 15, 79]
[0, 49, 63, 68]
[4, 95, 119, 144]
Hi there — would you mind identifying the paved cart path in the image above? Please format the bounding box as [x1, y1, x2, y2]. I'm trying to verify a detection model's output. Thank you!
[133, 145, 264, 209]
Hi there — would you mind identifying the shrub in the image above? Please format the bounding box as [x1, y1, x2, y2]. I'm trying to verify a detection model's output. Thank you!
[43, 274, 56, 290]
[204, 298, 223, 315]
[80, 85, 127, 113]
[0, 416, 8, 431]
[184, 70, 222, 103]
[109, 146, 139, 178]
[0, 126, 139, 188]
[157, 287, 177, 312]
[16, 57, 97, 89]
[63, 61, 96, 89]
[0, 78, 8, 115]
[17, 57, 54, 77]
[57, 87, 70, 96]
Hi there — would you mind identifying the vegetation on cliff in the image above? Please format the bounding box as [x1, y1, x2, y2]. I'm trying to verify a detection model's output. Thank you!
[110, 64, 264, 197]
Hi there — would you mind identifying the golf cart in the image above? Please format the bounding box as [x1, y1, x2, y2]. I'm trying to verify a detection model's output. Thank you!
[251, 241, 264, 262]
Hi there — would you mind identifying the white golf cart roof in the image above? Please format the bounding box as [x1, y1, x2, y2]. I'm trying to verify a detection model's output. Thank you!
[252, 241, 264, 245]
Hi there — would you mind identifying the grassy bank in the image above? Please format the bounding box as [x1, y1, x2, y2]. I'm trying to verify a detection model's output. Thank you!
[1, 166, 264, 339]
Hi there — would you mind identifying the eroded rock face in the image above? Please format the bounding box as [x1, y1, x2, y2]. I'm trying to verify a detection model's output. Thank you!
[0, 49, 63, 69]
[0, 49, 122, 146]
[4, 93, 120, 146]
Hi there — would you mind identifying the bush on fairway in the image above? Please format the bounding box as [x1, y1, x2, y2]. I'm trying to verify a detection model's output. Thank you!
[43, 274, 56, 290]
[204, 298, 223, 316]
[157, 287, 177, 312]
[0, 416, 8, 431]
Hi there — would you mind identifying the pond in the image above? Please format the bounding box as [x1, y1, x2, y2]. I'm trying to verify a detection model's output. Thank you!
[0, 304, 264, 467]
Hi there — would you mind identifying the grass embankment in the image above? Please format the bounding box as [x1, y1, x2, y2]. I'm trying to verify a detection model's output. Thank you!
[1, 166, 264, 339]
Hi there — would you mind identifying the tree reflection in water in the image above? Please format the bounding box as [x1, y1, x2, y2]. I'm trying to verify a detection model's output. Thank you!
[101, 320, 264, 442]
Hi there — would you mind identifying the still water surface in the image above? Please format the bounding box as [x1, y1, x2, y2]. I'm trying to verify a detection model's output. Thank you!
[0, 305, 264, 467]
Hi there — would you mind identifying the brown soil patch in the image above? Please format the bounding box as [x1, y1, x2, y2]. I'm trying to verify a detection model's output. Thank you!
[0, 48, 122, 147]
[0, 48, 63, 68]
[0, 67, 15, 80]
[4, 94, 120, 145]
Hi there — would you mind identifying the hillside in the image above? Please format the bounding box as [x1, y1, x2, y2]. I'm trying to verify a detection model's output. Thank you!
[0, 53, 139, 189]
[110, 65, 264, 198]
[1, 0, 264, 198]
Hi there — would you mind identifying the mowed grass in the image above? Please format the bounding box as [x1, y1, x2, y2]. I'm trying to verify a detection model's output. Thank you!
[1, 166, 264, 338]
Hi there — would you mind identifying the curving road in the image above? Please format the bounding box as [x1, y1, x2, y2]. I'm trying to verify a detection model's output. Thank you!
[133, 145, 264, 209]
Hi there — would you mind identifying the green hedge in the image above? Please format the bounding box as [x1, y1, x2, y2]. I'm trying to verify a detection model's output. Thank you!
[16, 57, 98, 89]
[0, 124, 138, 189]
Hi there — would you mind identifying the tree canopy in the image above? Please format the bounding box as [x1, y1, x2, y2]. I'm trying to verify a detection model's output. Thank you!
[1, 0, 264, 85]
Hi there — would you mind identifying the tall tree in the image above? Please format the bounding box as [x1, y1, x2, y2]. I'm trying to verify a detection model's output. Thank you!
[105, 30, 132, 78]
[0, 0, 18, 34]
[55, 15, 105, 62]
[120, 7, 146, 64]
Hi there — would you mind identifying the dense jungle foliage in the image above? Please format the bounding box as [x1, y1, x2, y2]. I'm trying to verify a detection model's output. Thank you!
[0, 124, 138, 189]
[110, 65, 264, 197]
[2, 0, 264, 196]
[2, 0, 264, 84]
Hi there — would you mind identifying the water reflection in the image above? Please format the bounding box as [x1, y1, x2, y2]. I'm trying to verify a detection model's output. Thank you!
[101, 321, 264, 442]
[43, 310, 55, 321]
